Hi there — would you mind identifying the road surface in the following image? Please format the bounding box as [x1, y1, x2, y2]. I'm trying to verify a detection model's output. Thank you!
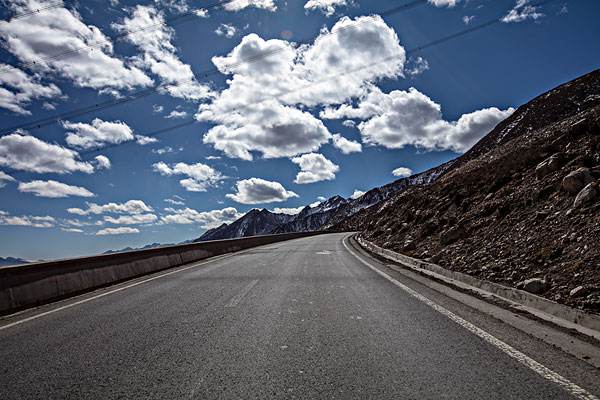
[1, 233, 599, 399]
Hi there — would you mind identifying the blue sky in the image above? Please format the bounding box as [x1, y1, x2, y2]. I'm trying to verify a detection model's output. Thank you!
[0, 0, 598, 261]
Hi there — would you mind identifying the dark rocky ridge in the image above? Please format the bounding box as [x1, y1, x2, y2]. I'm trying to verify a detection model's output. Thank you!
[334, 69, 600, 312]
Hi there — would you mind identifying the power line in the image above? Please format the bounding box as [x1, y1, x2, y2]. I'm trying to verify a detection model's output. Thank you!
[3, 1, 65, 21]
[0, 0, 430, 136]
[52, 0, 561, 161]
[0, 0, 558, 145]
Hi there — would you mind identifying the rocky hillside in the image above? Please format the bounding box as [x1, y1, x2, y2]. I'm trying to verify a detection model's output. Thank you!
[335, 69, 600, 312]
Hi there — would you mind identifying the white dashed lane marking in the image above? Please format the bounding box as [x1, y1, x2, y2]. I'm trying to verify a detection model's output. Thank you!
[225, 279, 260, 308]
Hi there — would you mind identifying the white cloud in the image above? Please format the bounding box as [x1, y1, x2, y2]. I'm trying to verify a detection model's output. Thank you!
[392, 166, 413, 177]
[0, 133, 94, 174]
[113, 5, 212, 100]
[165, 110, 188, 119]
[152, 161, 224, 192]
[61, 227, 83, 233]
[154, 0, 189, 13]
[226, 178, 298, 204]
[63, 118, 135, 150]
[322, 87, 514, 153]
[152, 146, 175, 155]
[68, 200, 153, 216]
[0, 0, 152, 93]
[0, 171, 15, 188]
[197, 15, 405, 160]
[136, 135, 159, 145]
[215, 23, 237, 38]
[350, 189, 365, 199]
[272, 206, 304, 215]
[332, 133, 361, 154]
[304, 0, 350, 17]
[291, 153, 340, 184]
[0, 212, 56, 228]
[164, 197, 185, 206]
[405, 56, 430, 77]
[0, 64, 61, 115]
[94, 155, 111, 170]
[502, 0, 544, 23]
[153, 104, 164, 113]
[463, 15, 475, 25]
[160, 207, 242, 228]
[104, 213, 158, 225]
[223, 0, 277, 12]
[96, 227, 140, 235]
[428, 0, 459, 6]
[194, 8, 209, 17]
[18, 180, 95, 198]
[342, 120, 356, 128]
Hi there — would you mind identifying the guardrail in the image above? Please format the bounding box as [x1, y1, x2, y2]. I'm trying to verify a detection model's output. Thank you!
[0, 231, 328, 316]
[355, 234, 600, 341]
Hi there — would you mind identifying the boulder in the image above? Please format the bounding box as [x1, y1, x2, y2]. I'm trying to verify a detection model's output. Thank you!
[562, 168, 595, 194]
[573, 182, 599, 208]
[516, 278, 547, 294]
[440, 226, 466, 245]
[569, 285, 600, 298]
[535, 154, 564, 179]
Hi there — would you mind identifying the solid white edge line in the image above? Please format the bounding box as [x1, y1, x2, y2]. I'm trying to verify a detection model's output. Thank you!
[343, 236, 599, 400]
[0, 253, 236, 332]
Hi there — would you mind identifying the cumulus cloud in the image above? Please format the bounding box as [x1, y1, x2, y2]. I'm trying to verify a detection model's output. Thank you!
[322, 87, 514, 153]
[62, 118, 135, 150]
[152, 161, 224, 192]
[68, 200, 153, 216]
[502, 0, 544, 23]
[0, 0, 152, 94]
[463, 15, 475, 25]
[0, 64, 61, 115]
[164, 196, 185, 206]
[331, 133, 361, 154]
[154, 0, 189, 13]
[18, 180, 95, 198]
[113, 5, 212, 100]
[428, 0, 459, 6]
[350, 189, 365, 199]
[405, 56, 430, 77]
[226, 178, 298, 204]
[104, 213, 158, 225]
[392, 166, 413, 177]
[94, 155, 111, 170]
[0, 212, 56, 228]
[223, 0, 277, 12]
[0, 133, 94, 174]
[165, 110, 188, 119]
[304, 0, 350, 16]
[272, 206, 304, 215]
[291, 153, 339, 184]
[0, 171, 15, 188]
[160, 207, 242, 228]
[197, 15, 405, 160]
[136, 135, 159, 145]
[215, 23, 237, 38]
[96, 227, 140, 236]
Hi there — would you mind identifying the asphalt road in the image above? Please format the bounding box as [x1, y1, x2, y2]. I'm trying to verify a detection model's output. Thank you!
[1, 233, 598, 399]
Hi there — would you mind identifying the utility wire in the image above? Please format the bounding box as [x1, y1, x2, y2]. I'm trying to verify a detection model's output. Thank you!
[0, 0, 558, 145]
[63, 0, 561, 161]
[0, 0, 430, 136]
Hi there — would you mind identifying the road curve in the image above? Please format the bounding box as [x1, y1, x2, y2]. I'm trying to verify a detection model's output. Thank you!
[0, 233, 598, 399]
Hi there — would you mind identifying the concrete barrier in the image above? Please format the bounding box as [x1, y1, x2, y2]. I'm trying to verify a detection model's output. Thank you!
[0, 232, 328, 315]
[355, 234, 600, 341]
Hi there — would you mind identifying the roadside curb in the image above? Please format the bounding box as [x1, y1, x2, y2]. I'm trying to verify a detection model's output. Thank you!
[354, 234, 600, 342]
